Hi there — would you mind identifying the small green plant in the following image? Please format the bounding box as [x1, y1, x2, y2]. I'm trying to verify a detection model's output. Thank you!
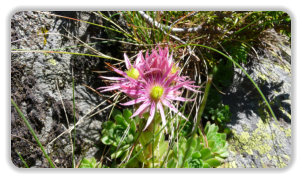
[79, 157, 107, 168]
[178, 119, 193, 137]
[223, 42, 250, 64]
[167, 136, 220, 168]
[167, 122, 228, 168]
[133, 114, 169, 168]
[205, 103, 231, 124]
[202, 122, 229, 160]
[101, 109, 138, 160]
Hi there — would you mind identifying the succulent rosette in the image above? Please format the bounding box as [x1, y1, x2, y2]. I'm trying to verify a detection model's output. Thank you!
[99, 46, 199, 130]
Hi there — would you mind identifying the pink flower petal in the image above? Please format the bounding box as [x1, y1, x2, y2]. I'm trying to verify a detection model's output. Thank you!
[161, 64, 173, 82]
[168, 53, 173, 66]
[157, 102, 167, 130]
[163, 72, 178, 86]
[135, 51, 144, 65]
[131, 101, 150, 118]
[121, 89, 143, 96]
[120, 97, 146, 106]
[170, 81, 192, 91]
[111, 66, 127, 76]
[98, 85, 121, 92]
[183, 85, 201, 93]
[124, 53, 132, 70]
[143, 102, 156, 131]
[99, 76, 125, 81]
[162, 99, 187, 120]
[144, 68, 162, 76]
[185, 84, 200, 88]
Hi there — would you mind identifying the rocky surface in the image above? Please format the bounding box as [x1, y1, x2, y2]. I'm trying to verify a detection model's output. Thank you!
[221, 31, 291, 168]
[11, 11, 118, 167]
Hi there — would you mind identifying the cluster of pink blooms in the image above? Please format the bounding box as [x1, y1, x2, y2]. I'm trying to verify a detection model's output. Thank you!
[98, 47, 199, 130]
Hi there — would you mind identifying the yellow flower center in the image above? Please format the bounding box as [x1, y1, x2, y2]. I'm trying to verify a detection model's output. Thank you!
[150, 85, 164, 101]
[126, 67, 139, 79]
[171, 64, 179, 74]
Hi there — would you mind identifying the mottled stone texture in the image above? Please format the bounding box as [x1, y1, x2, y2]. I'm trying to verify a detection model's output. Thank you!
[221, 30, 291, 168]
[11, 11, 112, 167]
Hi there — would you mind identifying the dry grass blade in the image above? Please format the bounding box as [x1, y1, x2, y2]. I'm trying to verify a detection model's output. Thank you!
[46, 92, 120, 147]
[55, 79, 75, 167]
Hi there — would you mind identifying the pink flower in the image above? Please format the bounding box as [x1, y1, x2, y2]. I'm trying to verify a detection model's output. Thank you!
[97, 52, 144, 98]
[99, 47, 198, 130]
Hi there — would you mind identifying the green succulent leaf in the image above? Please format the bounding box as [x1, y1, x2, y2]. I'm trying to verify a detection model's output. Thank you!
[101, 108, 228, 168]
[168, 122, 228, 168]
[188, 158, 203, 168]
[167, 159, 177, 168]
[115, 114, 127, 127]
[79, 157, 106, 168]
[192, 152, 201, 159]
[202, 163, 211, 168]
[79, 158, 97, 168]
[101, 135, 112, 145]
[205, 158, 221, 168]
[203, 122, 229, 159]
[123, 109, 132, 122]
[111, 149, 124, 159]
[101, 108, 137, 161]
[201, 148, 212, 160]
[112, 109, 122, 117]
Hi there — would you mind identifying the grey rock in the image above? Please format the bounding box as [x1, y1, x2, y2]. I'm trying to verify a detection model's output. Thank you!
[11, 11, 111, 168]
[221, 31, 291, 168]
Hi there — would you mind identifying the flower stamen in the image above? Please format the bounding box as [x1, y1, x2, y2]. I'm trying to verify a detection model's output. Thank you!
[126, 67, 140, 79]
[150, 85, 164, 101]
[170, 64, 179, 74]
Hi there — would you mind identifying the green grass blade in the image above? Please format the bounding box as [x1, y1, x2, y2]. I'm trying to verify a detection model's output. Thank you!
[176, 44, 278, 123]
[11, 99, 55, 168]
[234, 16, 261, 35]
[97, 11, 134, 39]
[11, 50, 123, 62]
[196, 75, 212, 127]
[16, 150, 29, 168]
